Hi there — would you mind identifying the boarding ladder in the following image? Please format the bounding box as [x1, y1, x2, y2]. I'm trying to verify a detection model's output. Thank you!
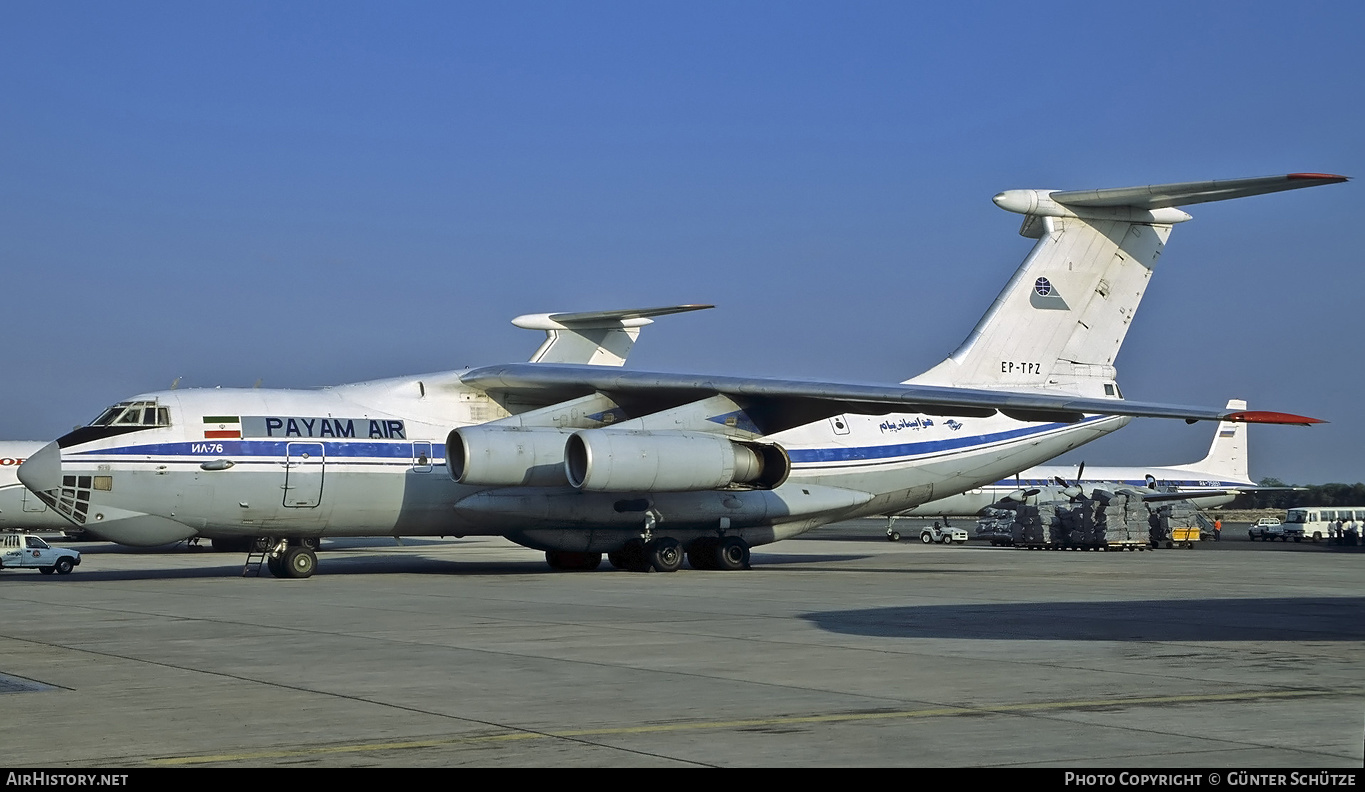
[242, 548, 268, 577]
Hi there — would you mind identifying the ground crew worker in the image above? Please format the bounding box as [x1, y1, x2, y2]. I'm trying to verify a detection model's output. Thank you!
[1214, 518, 1222, 541]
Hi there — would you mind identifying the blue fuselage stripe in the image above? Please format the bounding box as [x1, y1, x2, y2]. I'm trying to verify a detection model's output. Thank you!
[69, 416, 1109, 466]
[71, 441, 444, 460]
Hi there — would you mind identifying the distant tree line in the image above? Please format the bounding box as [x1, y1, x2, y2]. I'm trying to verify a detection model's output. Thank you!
[1230, 479, 1365, 510]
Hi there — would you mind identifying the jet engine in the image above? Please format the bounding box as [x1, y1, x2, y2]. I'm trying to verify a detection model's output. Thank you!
[565, 429, 789, 493]
[447, 426, 574, 487]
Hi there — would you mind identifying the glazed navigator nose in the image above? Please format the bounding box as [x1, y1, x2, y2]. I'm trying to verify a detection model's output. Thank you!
[17, 441, 62, 494]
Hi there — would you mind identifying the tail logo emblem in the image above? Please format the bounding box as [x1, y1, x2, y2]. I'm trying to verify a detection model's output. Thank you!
[1034, 277, 1053, 296]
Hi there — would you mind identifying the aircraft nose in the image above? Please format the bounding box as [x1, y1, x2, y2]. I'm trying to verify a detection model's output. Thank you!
[17, 441, 63, 494]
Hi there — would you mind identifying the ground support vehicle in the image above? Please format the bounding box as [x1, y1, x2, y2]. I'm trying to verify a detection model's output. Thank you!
[0, 533, 82, 575]
[920, 523, 968, 545]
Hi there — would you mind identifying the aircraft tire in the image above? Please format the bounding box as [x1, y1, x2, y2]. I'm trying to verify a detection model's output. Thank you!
[645, 538, 683, 573]
[266, 555, 284, 577]
[612, 540, 651, 573]
[282, 547, 317, 579]
[888, 531, 901, 542]
[55, 558, 74, 575]
[687, 538, 718, 570]
[716, 537, 749, 571]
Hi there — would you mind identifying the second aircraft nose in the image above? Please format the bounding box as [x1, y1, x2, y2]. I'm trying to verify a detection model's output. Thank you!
[17, 441, 63, 495]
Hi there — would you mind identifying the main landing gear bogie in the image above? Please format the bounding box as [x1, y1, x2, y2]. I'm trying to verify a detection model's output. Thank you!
[595, 535, 751, 573]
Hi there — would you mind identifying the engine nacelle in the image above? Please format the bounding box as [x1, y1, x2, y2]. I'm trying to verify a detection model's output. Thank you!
[565, 429, 789, 493]
[447, 426, 574, 487]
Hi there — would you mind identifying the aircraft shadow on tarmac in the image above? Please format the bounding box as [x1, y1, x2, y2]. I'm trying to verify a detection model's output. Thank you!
[805, 598, 1365, 642]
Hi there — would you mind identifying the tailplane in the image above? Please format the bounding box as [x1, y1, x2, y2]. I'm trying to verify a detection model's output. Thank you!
[909, 174, 1346, 397]
[515, 304, 712, 366]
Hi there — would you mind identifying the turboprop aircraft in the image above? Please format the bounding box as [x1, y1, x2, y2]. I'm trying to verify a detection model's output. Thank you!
[0, 441, 77, 533]
[17, 173, 1345, 578]
[896, 398, 1270, 522]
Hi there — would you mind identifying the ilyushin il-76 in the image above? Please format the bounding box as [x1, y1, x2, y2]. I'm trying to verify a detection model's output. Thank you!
[18, 173, 1345, 577]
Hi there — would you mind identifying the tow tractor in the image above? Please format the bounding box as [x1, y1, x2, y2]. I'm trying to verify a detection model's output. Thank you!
[920, 522, 969, 545]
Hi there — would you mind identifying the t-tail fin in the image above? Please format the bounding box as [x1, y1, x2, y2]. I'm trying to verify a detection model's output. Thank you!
[514, 304, 713, 366]
[908, 174, 1347, 397]
[1192, 399, 1251, 483]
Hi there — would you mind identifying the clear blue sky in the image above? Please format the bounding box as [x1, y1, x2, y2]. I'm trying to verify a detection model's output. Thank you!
[2, 2, 1361, 484]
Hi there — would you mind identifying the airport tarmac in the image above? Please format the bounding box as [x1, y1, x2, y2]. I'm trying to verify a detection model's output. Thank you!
[0, 522, 1361, 768]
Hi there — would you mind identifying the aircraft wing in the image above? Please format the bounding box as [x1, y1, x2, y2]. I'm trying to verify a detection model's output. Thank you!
[462, 363, 1323, 436]
[1118, 488, 1232, 503]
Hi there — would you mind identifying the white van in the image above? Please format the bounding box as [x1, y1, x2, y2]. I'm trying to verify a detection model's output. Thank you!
[1284, 507, 1365, 542]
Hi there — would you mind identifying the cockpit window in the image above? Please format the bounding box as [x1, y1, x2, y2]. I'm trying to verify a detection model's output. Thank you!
[89, 401, 173, 428]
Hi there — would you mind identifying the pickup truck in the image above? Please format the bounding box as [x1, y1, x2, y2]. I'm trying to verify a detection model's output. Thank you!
[1248, 518, 1302, 542]
[0, 533, 82, 574]
[920, 523, 969, 545]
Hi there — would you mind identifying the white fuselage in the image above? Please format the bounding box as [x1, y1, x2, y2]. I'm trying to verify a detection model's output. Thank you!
[32, 372, 1128, 549]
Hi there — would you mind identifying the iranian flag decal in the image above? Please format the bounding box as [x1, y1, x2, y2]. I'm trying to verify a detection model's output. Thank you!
[204, 416, 242, 439]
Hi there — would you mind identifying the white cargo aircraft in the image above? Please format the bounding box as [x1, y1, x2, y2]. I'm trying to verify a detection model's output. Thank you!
[899, 398, 1265, 520]
[18, 174, 1344, 578]
[0, 442, 77, 533]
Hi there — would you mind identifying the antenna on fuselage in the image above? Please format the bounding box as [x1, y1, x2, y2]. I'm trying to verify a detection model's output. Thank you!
[171, 377, 181, 390]
[253, 379, 262, 389]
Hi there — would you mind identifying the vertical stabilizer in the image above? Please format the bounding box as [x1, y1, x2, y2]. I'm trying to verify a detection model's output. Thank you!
[908, 174, 1347, 398]
[909, 213, 1173, 397]
[1192, 399, 1251, 483]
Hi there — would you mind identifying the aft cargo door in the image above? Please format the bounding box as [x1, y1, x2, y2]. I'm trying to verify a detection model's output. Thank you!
[283, 442, 325, 508]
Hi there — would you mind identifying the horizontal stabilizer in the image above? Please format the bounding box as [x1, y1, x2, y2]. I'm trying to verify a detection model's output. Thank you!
[514, 304, 713, 330]
[1049, 173, 1347, 210]
[512, 305, 713, 367]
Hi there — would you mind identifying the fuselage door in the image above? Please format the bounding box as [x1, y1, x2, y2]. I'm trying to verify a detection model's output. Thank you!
[412, 441, 432, 473]
[283, 442, 325, 508]
[22, 488, 48, 513]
